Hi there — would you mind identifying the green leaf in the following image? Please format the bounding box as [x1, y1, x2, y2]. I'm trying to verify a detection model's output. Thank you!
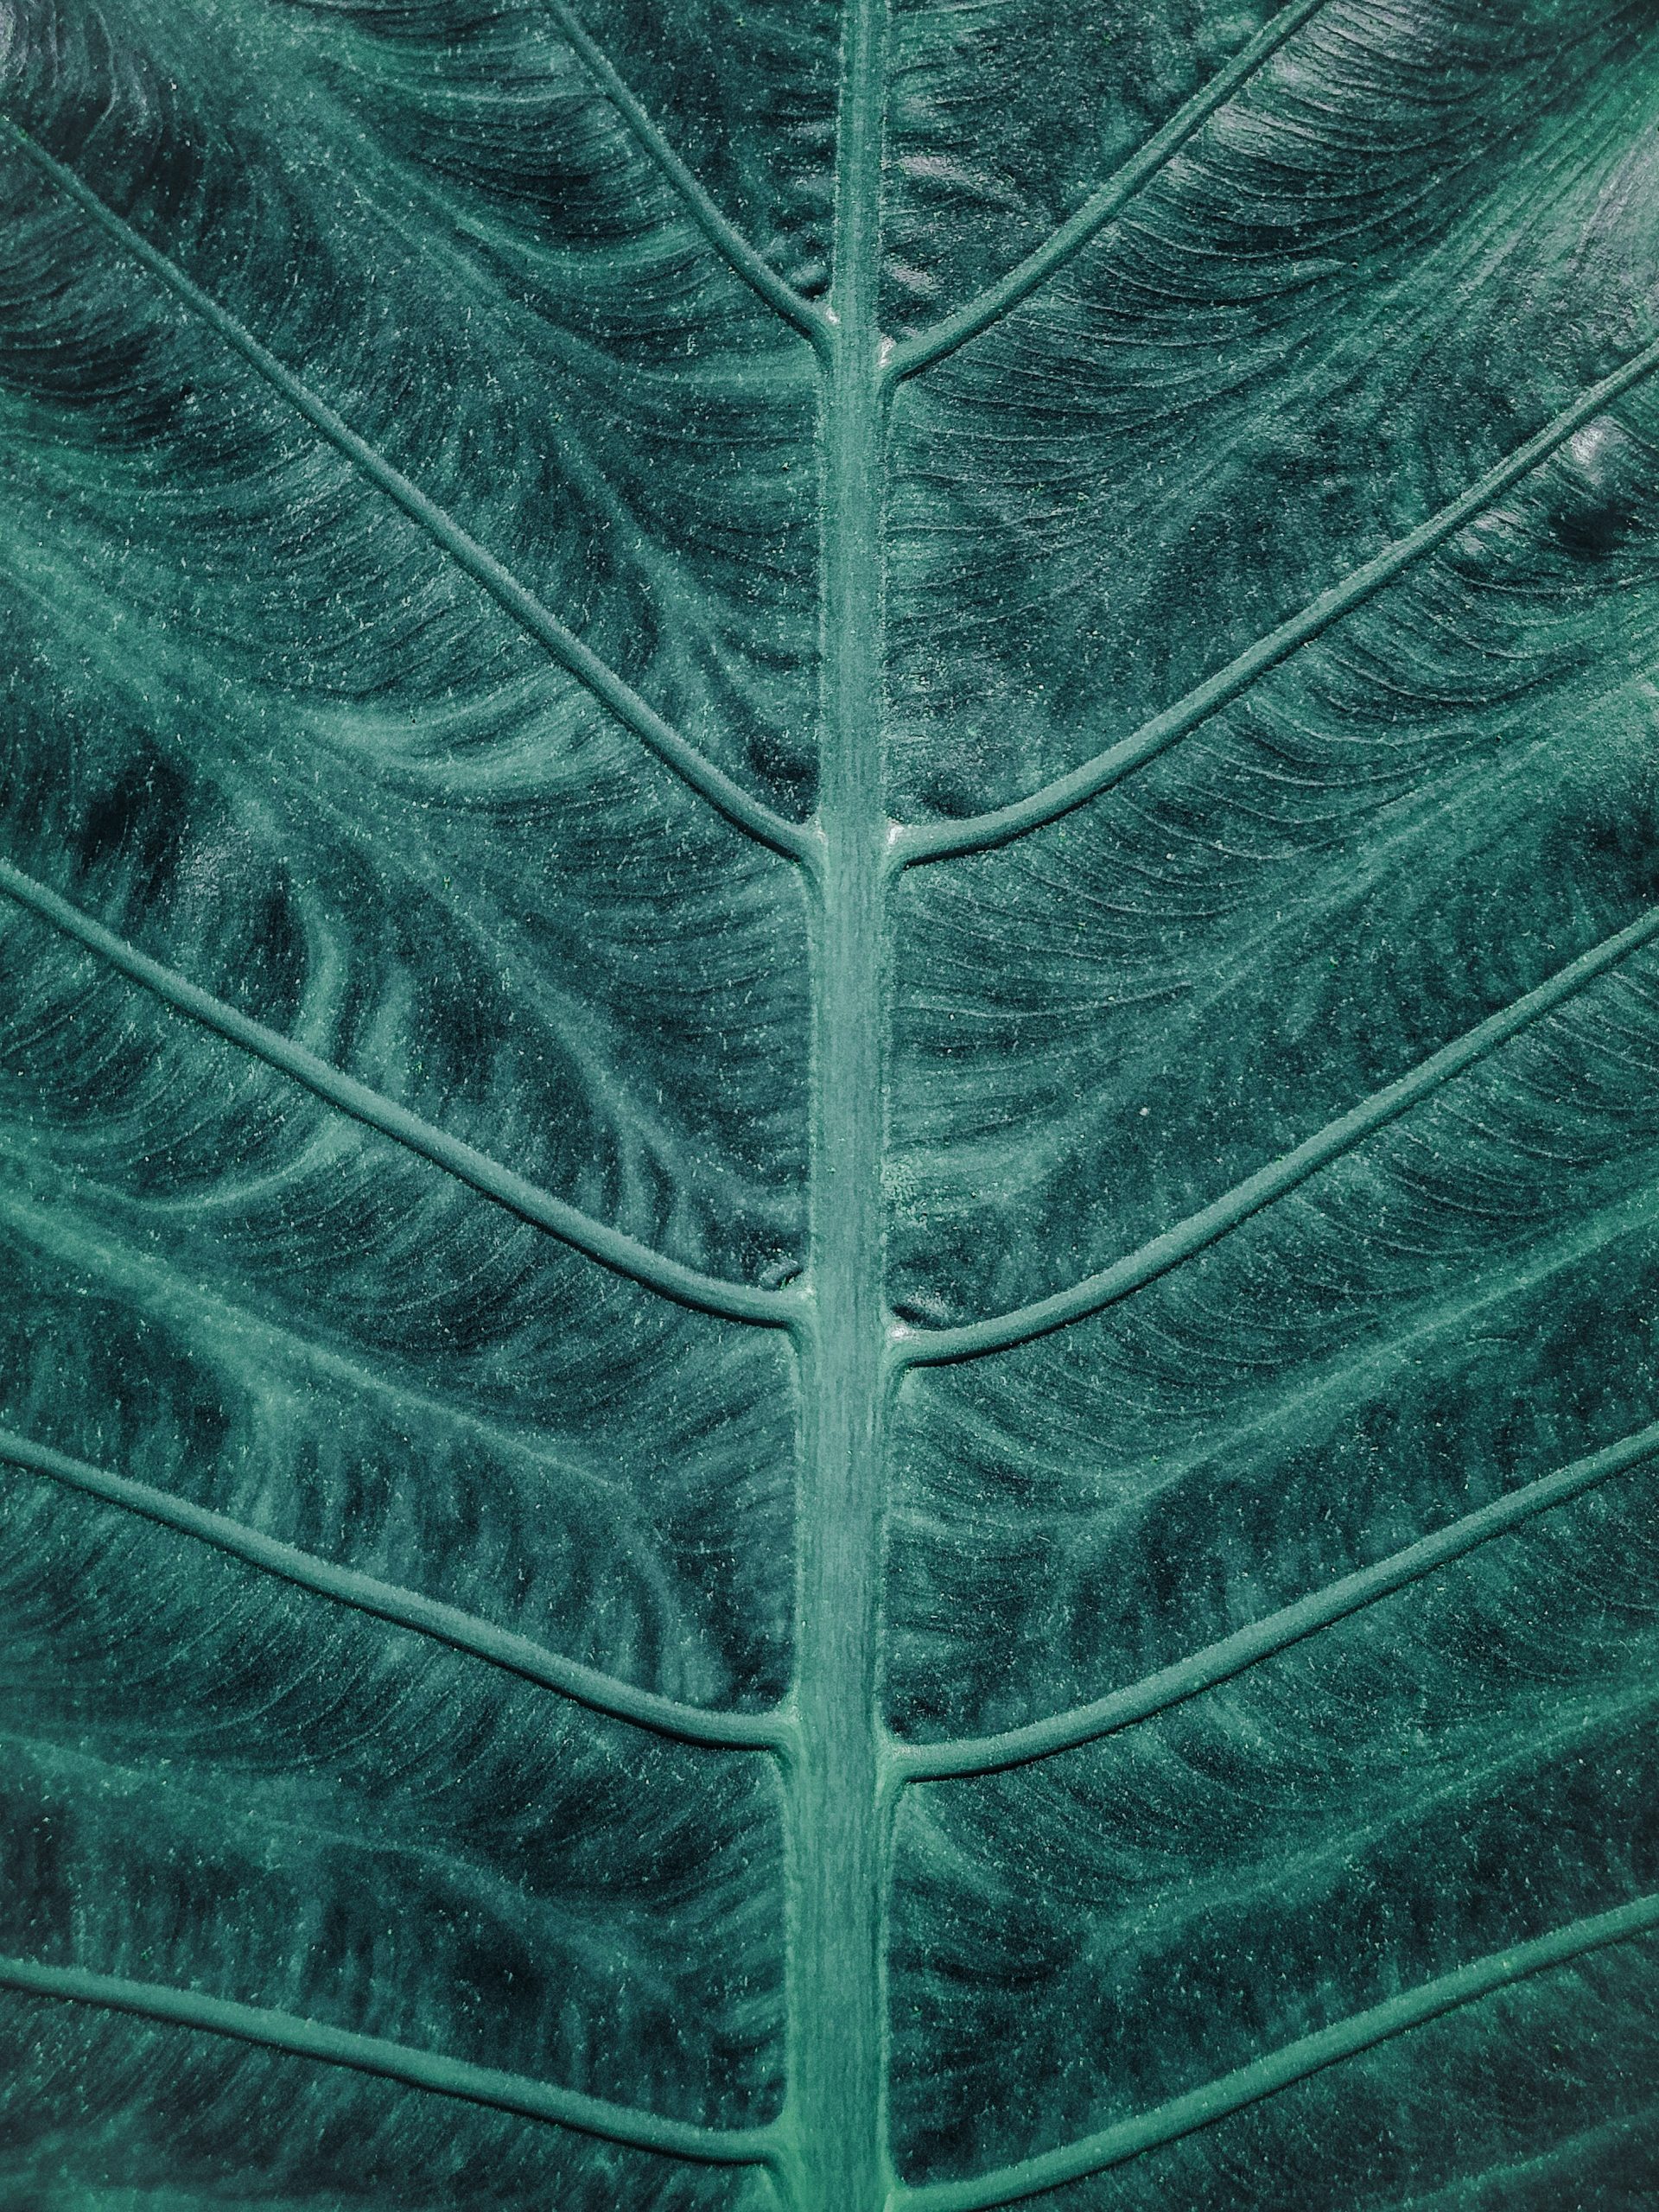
[3, 3, 1659, 2209]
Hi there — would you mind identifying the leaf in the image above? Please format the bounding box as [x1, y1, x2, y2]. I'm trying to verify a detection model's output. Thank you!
[2, 3, 1658, 2209]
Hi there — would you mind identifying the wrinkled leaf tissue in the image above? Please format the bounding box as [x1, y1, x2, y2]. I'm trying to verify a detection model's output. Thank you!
[2, 1, 1659, 2207]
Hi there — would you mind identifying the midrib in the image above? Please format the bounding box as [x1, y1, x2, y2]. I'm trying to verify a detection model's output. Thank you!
[782, 0, 895, 2202]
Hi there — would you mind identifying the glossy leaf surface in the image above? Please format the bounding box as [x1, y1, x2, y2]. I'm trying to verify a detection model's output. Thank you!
[3, 3, 1659, 2208]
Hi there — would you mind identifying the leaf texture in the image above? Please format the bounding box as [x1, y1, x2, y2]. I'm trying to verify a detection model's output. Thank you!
[2, 3, 1659, 2209]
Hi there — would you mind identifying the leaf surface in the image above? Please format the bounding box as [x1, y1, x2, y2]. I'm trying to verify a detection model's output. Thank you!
[3, 3, 1659, 2209]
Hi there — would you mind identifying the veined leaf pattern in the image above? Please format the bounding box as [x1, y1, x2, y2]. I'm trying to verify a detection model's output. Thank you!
[3, 2, 1658, 2208]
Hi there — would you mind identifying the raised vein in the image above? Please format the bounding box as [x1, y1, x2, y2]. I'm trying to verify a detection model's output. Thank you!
[897, 1893, 1659, 2209]
[3, 1425, 791, 1753]
[0, 855, 804, 1327]
[896, 328, 1659, 862]
[2, 120, 813, 865]
[0, 1955, 782, 2165]
[549, 0, 830, 347]
[885, 0, 1330, 381]
[898, 901, 1659, 1363]
[893, 1413, 1659, 1779]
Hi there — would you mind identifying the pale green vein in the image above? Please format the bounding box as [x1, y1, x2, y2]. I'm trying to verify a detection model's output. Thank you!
[1, 1426, 792, 1753]
[894, 330, 1659, 862]
[884, 0, 1330, 382]
[1051, 1674, 1659, 2025]
[952, 1166, 1659, 1552]
[891, 1414, 1659, 1780]
[1, 120, 815, 868]
[0, 856, 805, 1329]
[896, 902, 1659, 1365]
[776, 0, 901, 2202]
[548, 0, 830, 348]
[1376, 2097, 1659, 2209]
[0, 1177, 663, 1526]
[3, 1732, 686, 2007]
[0, 1955, 782, 2166]
[897, 1894, 1659, 2211]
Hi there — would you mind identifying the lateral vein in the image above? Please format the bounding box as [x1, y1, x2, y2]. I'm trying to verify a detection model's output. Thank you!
[0, 1955, 781, 2165]
[896, 329, 1659, 862]
[886, 0, 1330, 381]
[2, 120, 813, 866]
[893, 1414, 1659, 1779]
[547, 0, 830, 347]
[898, 1893, 1659, 2209]
[0, 855, 806, 1329]
[1, 1425, 792, 1753]
[896, 902, 1659, 1363]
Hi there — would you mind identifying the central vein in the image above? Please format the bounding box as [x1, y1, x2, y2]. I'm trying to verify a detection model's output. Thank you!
[781, 0, 896, 2204]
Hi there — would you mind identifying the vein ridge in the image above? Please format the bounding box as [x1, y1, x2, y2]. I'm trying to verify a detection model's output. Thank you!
[896, 329, 1659, 863]
[548, 0, 830, 346]
[896, 902, 1659, 1363]
[2, 120, 813, 865]
[1, 1425, 792, 1752]
[0, 1954, 781, 2165]
[892, 1413, 1659, 1780]
[898, 1893, 1659, 2209]
[0, 855, 805, 1328]
[886, 0, 1330, 381]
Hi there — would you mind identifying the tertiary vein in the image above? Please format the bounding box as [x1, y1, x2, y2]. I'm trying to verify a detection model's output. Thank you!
[1363, 2096, 1659, 2210]
[0, 1954, 783, 2165]
[884, 0, 1330, 381]
[0, 855, 804, 1328]
[0, 1173, 665, 1525]
[549, 0, 830, 347]
[891, 1413, 1659, 1779]
[894, 329, 1659, 862]
[2, 1425, 791, 1753]
[895, 902, 1659, 1364]
[0, 121, 813, 867]
[897, 1892, 1659, 2209]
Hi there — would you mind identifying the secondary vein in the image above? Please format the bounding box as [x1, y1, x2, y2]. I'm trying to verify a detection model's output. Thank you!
[895, 901, 1659, 1363]
[885, 0, 1330, 381]
[895, 328, 1659, 863]
[0, 1954, 782, 2165]
[0, 855, 806, 1329]
[2, 119, 814, 866]
[548, 0, 830, 348]
[2, 1425, 793, 1753]
[891, 1413, 1659, 1779]
[898, 1893, 1659, 2209]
